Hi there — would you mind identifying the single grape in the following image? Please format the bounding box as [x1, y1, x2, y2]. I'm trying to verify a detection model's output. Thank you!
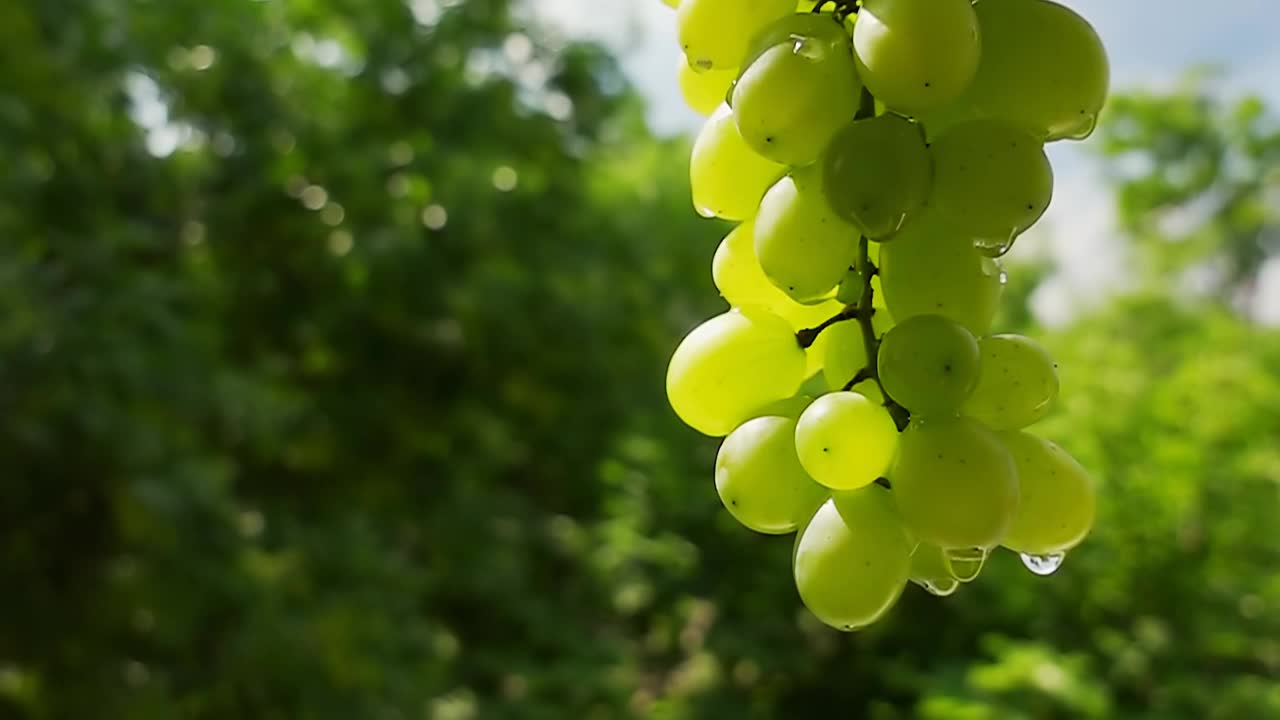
[877, 314, 980, 416]
[677, 0, 796, 71]
[998, 431, 1097, 555]
[963, 334, 1060, 430]
[965, 0, 1109, 141]
[929, 119, 1054, 254]
[716, 415, 830, 534]
[666, 308, 807, 436]
[909, 542, 960, 597]
[754, 171, 859, 303]
[852, 0, 980, 114]
[690, 105, 786, 221]
[793, 488, 912, 630]
[678, 55, 736, 116]
[878, 210, 1004, 335]
[889, 416, 1019, 549]
[731, 14, 861, 165]
[823, 114, 933, 239]
[794, 391, 898, 490]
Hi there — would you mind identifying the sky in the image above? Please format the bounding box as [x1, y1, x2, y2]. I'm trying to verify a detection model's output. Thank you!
[534, 0, 1280, 325]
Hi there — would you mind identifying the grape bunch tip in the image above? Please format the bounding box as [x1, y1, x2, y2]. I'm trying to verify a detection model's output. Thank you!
[661, 0, 1108, 632]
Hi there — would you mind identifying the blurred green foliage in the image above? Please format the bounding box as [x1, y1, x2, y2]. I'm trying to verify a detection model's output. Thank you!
[0, 2, 1276, 719]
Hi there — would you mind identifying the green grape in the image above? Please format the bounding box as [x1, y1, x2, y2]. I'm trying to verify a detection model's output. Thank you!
[677, 0, 796, 72]
[929, 119, 1054, 255]
[782, 298, 846, 377]
[794, 391, 897, 490]
[678, 55, 736, 116]
[716, 415, 830, 534]
[998, 431, 1097, 555]
[878, 210, 1004, 335]
[822, 114, 932, 239]
[963, 334, 1060, 430]
[691, 105, 786, 221]
[889, 416, 1019, 549]
[965, 0, 1109, 141]
[661, 0, 679, 8]
[909, 542, 959, 596]
[731, 14, 861, 166]
[666, 307, 807, 436]
[877, 314, 980, 416]
[754, 171, 859, 303]
[819, 320, 890, 400]
[794, 488, 911, 630]
[852, 0, 980, 114]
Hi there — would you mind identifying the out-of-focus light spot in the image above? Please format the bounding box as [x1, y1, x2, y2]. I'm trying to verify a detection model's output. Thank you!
[388, 141, 414, 166]
[1031, 662, 1069, 693]
[545, 92, 573, 121]
[381, 67, 411, 95]
[181, 221, 206, 246]
[500, 674, 527, 700]
[432, 630, 460, 659]
[517, 62, 549, 88]
[271, 130, 296, 154]
[429, 689, 477, 720]
[1239, 594, 1265, 619]
[503, 33, 533, 65]
[190, 44, 217, 70]
[124, 661, 150, 688]
[286, 175, 308, 197]
[732, 659, 760, 687]
[301, 185, 329, 210]
[409, 0, 441, 26]
[239, 510, 265, 538]
[422, 204, 448, 230]
[321, 203, 345, 226]
[212, 131, 236, 157]
[328, 230, 355, 256]
[492, 166, 518, 192]
[387, 173, 410, 198]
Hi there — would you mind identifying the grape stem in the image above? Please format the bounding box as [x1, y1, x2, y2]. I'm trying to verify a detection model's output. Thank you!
[795, 304, 863, 349]
[854, 236, 912, 431]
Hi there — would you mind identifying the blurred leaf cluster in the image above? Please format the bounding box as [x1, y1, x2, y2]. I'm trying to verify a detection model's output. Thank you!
[0, 1, 1276, 719]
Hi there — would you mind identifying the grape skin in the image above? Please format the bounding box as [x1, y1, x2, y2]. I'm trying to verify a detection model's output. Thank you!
[877, 314, 981, 416]
[678, 56, 736, 116]
[716, 415, 830, 534]
[823, 114, 933, 239]
[998, 431, 1097, 555]
[690, 105, 786, 221]
[852, 0, 981, 114]
[794, 391, 898, 490]
[963, 334, 1060, 430]
[677, 0, 796, 72]
[754, 171, 859, 303]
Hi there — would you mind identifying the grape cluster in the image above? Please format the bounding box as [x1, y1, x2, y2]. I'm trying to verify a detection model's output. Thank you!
[661, 0, 1108, 631]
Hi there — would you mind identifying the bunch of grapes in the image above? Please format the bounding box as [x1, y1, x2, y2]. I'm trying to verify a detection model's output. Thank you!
[661, 0, 1109, 631]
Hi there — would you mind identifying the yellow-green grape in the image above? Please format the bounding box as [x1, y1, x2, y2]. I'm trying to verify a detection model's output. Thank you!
[909, 542, 960, 596]
[823, 114, 932, 239]
[965, 0, 1110, 141]
[998, 431, 1097, 555]
[793, 489, 912, 630]
[754, 171, 858, 303]
[666, 308, 807, 436]
[677, 0, 796, 71]
[678, 55, 736, 116]
[731, 14, 861, 166]
[889, 416, 1019, 549]
[715, 415, 830, 534]
[963, 334, 1060, 430]
[793, 391, 898, 490]
[878, 210, 1004, 335]
[691, 105, 786, 220]
[661, 0, 679, 8]
[929, 119, 1054, 256]
[877, 314, 980, 416]
[782, 298, 846, 377]
[852, 0, 980, 115]
[820, 316, 891, 398]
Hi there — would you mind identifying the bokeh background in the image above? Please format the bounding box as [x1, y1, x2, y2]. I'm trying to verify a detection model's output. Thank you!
[0, 1, 1277, 718]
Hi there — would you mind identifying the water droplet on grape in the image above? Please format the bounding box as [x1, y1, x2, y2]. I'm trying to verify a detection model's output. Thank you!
[914, 577, 959, 596]
[1059, 112, 1098, 141]
[1020, 551, 1066, 576]
[973, 228, 1019, 258]
[689, 57, 714, 74]
[792, 35, 827, 61]
[943, 547, 988, 582]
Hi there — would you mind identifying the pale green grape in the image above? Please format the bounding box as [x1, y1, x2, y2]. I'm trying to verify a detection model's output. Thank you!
[793, 489, 911, 630]
[999, 431, 1096, 555]
[678, 55, 736, 116]
[963, 334, 1060, 430]
[677, 0, 796, 71]
[965, 0, 1109, 141]
[878, 210, 1004, 335]
[754, 171, 859, 303]
[877, 314, 980, 416]
[691, 105, 786, 220]
[732, 14, 861, 165]
[716, 415, 829, 534]
[889, 416, 1019, 549]
[909, 542, 959, 596]
[666, 308, 807, 436]
[794, 391, 898, 490]
[930, 119, 1053, 254]
[821, 322, 871, 397]
[781, 298, 846, 377]
[822, 114, 932, 239]
[852, 0, 980, 114]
